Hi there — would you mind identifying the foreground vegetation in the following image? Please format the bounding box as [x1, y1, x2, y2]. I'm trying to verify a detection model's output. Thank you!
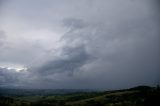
[0, 86, 160, 106]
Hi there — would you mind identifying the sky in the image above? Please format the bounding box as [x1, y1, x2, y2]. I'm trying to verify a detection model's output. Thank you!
[0, 0, 160, 90]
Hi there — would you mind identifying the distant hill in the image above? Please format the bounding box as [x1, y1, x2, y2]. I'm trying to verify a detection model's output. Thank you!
[0, 88, 94, 96]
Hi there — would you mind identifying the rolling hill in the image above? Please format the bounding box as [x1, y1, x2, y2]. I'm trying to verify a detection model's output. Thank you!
[0, 86, 160, 106]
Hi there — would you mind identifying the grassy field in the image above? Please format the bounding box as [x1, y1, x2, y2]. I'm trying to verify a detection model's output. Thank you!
[0, 86, 160, 106]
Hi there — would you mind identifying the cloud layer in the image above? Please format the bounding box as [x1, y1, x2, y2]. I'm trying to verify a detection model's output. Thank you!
[0, 0, 160, 89]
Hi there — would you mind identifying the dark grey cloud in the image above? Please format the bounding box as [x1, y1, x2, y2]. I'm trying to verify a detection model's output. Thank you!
[62, 18, 86, 30]
[34, 45, 91, 76]
[0, 30, 6, 48]
[0, 30, 6, 38]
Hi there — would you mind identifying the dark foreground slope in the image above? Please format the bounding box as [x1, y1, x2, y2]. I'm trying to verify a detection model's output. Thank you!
[0, 86, 160, 106]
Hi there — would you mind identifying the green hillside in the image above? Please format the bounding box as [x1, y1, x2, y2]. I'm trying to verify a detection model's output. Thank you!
[0, 86, 160, 106]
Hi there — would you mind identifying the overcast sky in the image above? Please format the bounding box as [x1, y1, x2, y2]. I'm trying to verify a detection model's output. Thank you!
[0, 0, 160, 89]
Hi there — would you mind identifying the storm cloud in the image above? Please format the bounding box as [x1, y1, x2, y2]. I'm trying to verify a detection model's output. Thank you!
[0, 0, 160, 89]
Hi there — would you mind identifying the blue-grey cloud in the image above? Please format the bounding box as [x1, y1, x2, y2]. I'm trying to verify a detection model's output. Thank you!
[0, 67, 19, 87]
